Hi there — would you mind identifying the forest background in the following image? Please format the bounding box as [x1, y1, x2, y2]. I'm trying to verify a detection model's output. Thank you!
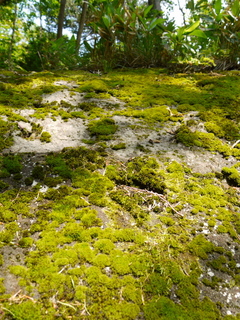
[0, 0, 239, 72]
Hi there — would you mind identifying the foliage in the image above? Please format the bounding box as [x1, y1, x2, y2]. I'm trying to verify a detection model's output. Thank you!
[187, 0, 240, 69]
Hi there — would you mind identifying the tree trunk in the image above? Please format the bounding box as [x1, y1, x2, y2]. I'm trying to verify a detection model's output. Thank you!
[57, 0, 66, 39]
[148, 0, 161, 11]
[76, 1, 88, 53]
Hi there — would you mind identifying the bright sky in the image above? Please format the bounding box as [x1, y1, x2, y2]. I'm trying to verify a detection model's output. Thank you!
[167, 0, 188, 26]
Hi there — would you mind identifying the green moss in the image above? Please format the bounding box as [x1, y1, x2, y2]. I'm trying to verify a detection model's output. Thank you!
[88, 193, 108, 206]
[40, 131, 51, 143]
[205, 121, 225, 138]
[0, 221, 19, 244]
[0, 119, 13, 151]
[70, 110, 86, 119]
[62, 194, 89, 208]
[88, 118, 118, 138]
[200, 110, 240, 141]
[18, 237, 34, 248]
[81, 209, 102, 227]
[207, 255, 229, 273]
[5, 301, 44, 320]
[3, 155, 22, 174]
[94, 239, 115, 254]
[130, 158, 166, 193]
[80, 79, 108, 93]
[32, 165, 45, 180]
[118, 105, 170, 123]
[111, 251, 131, 275]
[202, 276, 222, 289]
[0, 277, 5, 294]
[53, 248, 79, 266]
[75, 284, 88, 301]
[78, 101, 98, 111]
[111, 142, 126, 150]
[222, 167, 240, 187]
[43, 176, 63, 187]
[159, 216, 175, 226]
[188, 234, 215, 259]
[46, 154, 72, 179]
[74, 242, 94, 262]
[0, 207, 17, 222]
[145, 272, 172, 295]
[0, 180, 9, 191]
[175, 125, 232, 156]
[0, 71, 240, 319]
[92, 254, 111, 268]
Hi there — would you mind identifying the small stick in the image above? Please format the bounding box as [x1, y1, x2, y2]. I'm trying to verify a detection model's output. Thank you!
[232, 140, 240, 149]
[56, 300, 77, 311]
[118, 185, 181, 215]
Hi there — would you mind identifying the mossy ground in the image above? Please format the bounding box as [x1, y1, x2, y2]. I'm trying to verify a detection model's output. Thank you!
[0, 69, 240, 319]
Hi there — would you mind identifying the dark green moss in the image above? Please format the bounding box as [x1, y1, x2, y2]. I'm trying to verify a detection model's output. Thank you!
[111, 142, 126, 150]
[3, 155, 22, 174]
[46, 155, 72, 179]
[32, 165, 45, 180]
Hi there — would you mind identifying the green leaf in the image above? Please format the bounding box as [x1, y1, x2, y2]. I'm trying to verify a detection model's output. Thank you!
[189, 29, 207, 38]
[231, 0, 240, 16]
[215, 12, 223, 22]
[184, 21, 200, 33]
[102, 15, 111, 29]
[177, 27, 184, 36]
[214, 0, 222, 15]
[148, 18, 165, 31]
[186, 0, 195, 11]
[176, 27, 185, 41]
[84, 40, 93, 52]
[139, 16, 147, 29]
[144, 5, 153, 17]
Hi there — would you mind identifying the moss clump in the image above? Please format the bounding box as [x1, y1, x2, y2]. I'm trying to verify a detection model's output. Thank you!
[175, 125, 231, 156]
[80, 79, 108, 93]
[118, 105, 170, 123]
[222, 166, 240, 187]
[46, 155, 72, 179]
[188, 234, 215, 259]
[3, 155, 22, 174]
[0, 207, 17, 222]
[43, 176, 62, 187]
[199, 110, 240, 141]
[126, 157, 166, 193]
[94, 239, 115, 254]
[88, 118, 118, 139]
[0, 119, 13, 151]
[40, 131, 51, 143]
[78, 101, 98, 111]
[5, 301, 45, 320]
[81, 209, 102, 227]
[145, 272, 172, 295]
[111, 142, 126, 150]
[0, 221, 19, 244]
[18, 237, 34, 248]
[70, 110, 86, 119]
[0, 179, 9, 191]
[32, 165, 45, 180]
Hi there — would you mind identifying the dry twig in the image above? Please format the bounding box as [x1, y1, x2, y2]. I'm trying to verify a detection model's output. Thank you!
[118, 185, 182, 216]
